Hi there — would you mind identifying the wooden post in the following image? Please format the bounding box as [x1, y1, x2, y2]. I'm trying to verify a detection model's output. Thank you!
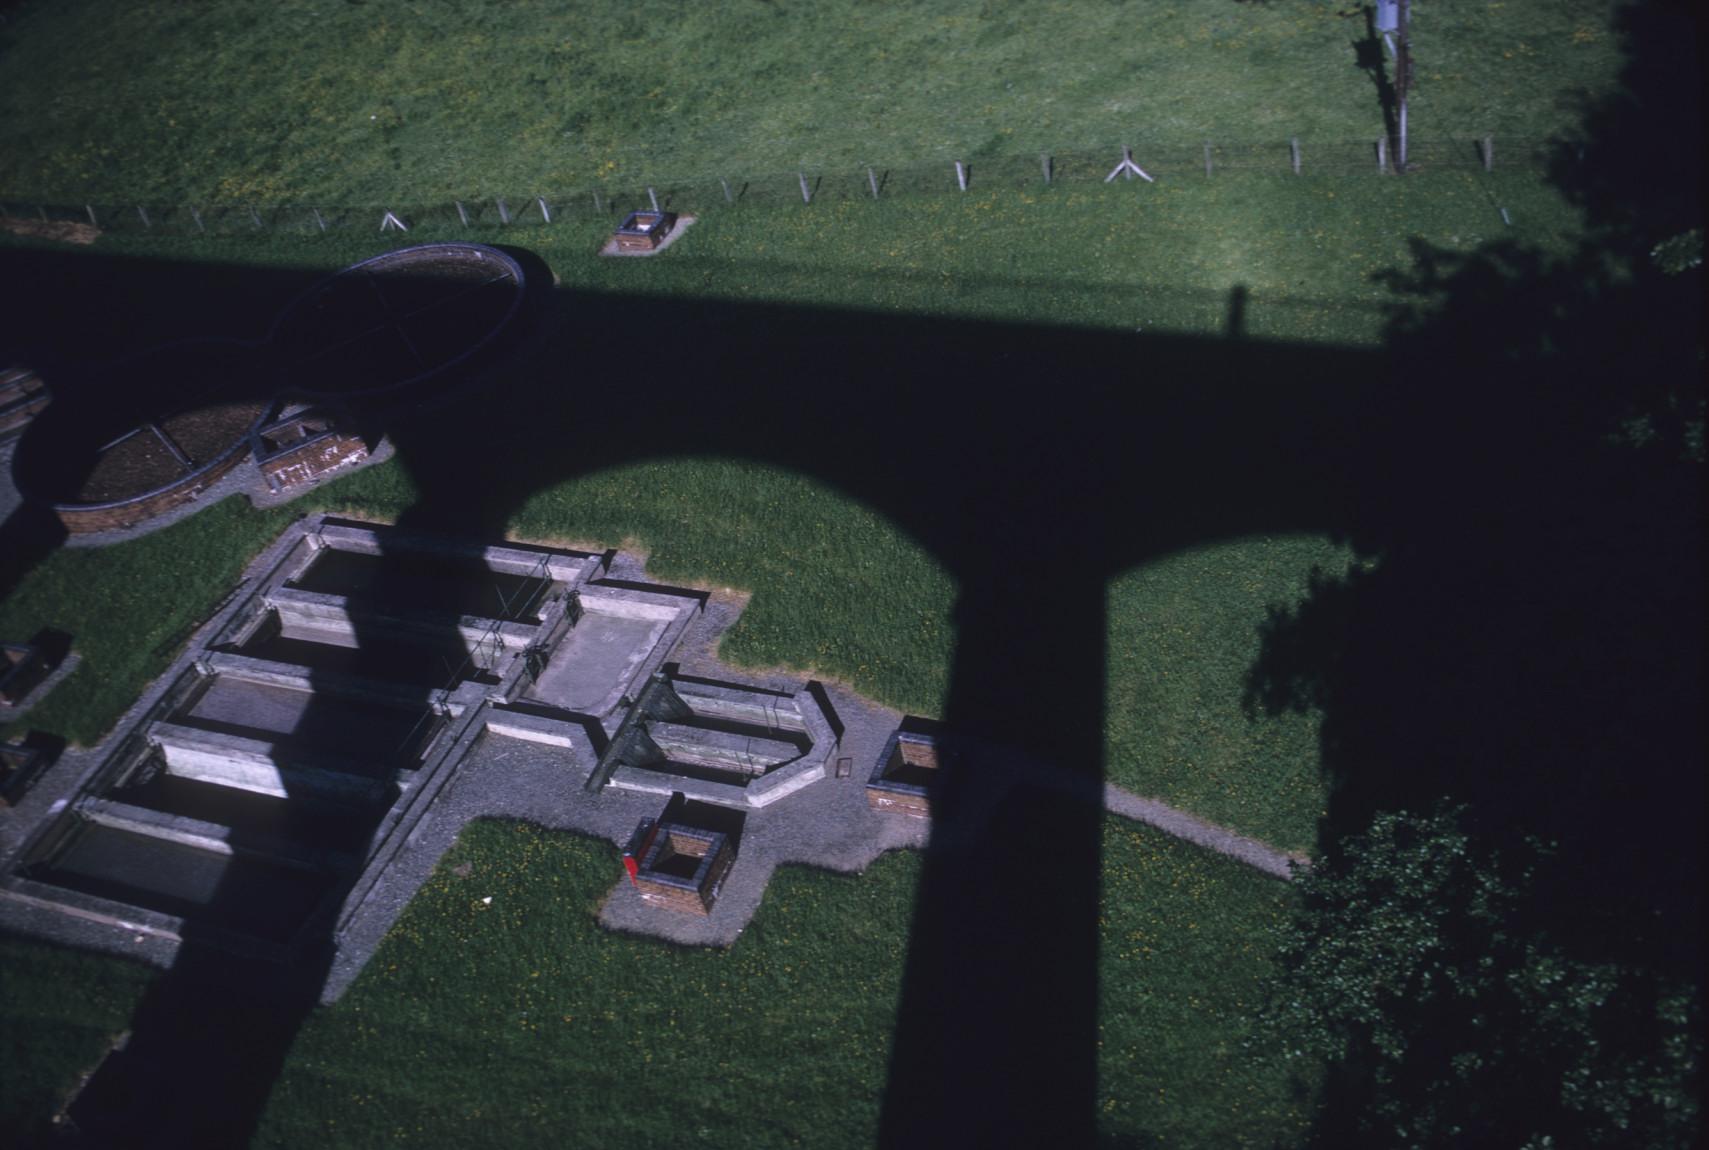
[867, 167, 879, 199]
[721, 177, 733, 203]
[1291, 137, 1301, 175]
[496, 197, 511, 224]
[312, 207, 327, 233]
[647, 186, 659, 211]
[136, 205, 151, 229]
[537, 196, 552, 223]
[955, 161, 967, 192]
[1041, 153, 1052, 184]
[798, 171, 812, 204]
[85, 204, 97, 227]
[190, 206, 205, 233]
[1377, 137, 1388, 172]
[1204, 142, 1213, 176]
[456, 200, 469, 227]
[1481, 135, 1494, 172]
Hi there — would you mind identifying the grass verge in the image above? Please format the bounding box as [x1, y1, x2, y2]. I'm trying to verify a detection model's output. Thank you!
[241, 818, 1306, 1148]
[0, 0, 1624, 203]
[0, 934, 159, 1146]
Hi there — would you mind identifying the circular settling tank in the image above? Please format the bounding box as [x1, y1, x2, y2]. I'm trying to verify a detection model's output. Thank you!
[268, 243, 527, 401]
[12, 340, 271, 534]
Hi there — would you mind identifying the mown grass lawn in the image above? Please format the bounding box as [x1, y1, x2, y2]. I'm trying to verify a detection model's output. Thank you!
[239, 817, 1306, 1149]
[0, 935, 157, 1146]
[0, 0, 1624, 203]
[3, 819, 1308, 1147]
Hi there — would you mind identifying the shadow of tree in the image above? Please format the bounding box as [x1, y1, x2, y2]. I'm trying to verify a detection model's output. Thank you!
[1243, 6, 1703, 1137]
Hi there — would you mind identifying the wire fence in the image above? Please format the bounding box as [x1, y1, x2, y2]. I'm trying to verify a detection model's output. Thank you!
[0, 135, 1560, 240]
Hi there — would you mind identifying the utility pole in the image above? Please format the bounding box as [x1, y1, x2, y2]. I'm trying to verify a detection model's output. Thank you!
[1395, 0, 1413, 171]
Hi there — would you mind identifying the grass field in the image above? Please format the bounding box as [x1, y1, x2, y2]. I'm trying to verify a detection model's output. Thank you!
[2, 819, 1309, 1147]
[245, 817, 1307, 1148]
[0, 0, 1624, 203]
[0, 935, 157, 1145]
[61, 163, 1585, 348]
[0, 0, 1647, 1142]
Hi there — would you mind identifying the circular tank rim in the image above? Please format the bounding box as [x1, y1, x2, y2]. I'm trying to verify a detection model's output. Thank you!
[266, 242, 528, 402]
[10, 337, 275, 520]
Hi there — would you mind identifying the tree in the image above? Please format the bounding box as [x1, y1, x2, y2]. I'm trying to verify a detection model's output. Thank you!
[1263, 804, 1701, 1148]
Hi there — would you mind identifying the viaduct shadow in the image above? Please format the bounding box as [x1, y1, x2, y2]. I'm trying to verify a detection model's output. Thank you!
[1, 234, 1380, 1146]
[5, 3, 1694, 1145]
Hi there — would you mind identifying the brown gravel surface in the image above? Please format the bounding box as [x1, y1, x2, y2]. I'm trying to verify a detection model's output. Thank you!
[157, 400, 264, 465]
[76, 427, 187, 502]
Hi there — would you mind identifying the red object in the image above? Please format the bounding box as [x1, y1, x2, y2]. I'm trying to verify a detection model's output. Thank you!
[623, 855, 639, 886]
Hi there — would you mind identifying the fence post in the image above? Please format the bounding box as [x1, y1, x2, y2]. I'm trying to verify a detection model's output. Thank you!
[537, 196, 552, 223]
[1291, 137, 1301, 175]
[721, 177, 733, 204]
[85, 204, 97, 227]
[867, 167, 879, 199]
[190, 206, 205, 233]
[456, 200, 469, 227]
[1481, 135, 1494, 172]
[136, 205, 151, 229]
[1376, 137, 1388, 172]
[798, 171, 812, 204]
[1204, 142, 1213, 177]
[312, 207, 327, 233]
[1041, 153, 1052, 184]
[955, 161, 967, 192]
[496, 197, 510, 224]
[647, 186, 659, 212]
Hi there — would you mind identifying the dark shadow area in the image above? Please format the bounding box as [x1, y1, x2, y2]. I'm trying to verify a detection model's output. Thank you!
[1352, 7, 1398, 153]
[1547, 0, 1702, 258]
[1244, 4, 1703, 1143]
[1226, 284, 1249, 339]
[1, 235, 1375, 1146]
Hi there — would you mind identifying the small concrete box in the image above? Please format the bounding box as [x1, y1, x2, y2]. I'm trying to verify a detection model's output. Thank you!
[633, 821, 734, 915]
[614, 210, 676, 252]
[865, 730, 941, 818]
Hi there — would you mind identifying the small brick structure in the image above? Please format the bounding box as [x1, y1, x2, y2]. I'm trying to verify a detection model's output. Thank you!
[253, 406, 370, 492]
[866, 729, 944, 818]
[0, 366, 49, 440]
[0, 643, 50, 706]
[627, 819, 736, 915]
[613, 210, 676, 252]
